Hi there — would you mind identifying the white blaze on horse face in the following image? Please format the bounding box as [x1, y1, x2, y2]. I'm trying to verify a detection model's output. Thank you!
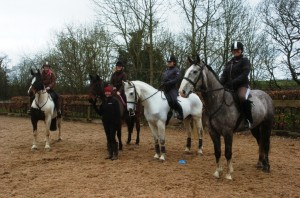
[27, 77, 36, 94]
[124, 83, 136, 111]
[179, 65, 198, 97]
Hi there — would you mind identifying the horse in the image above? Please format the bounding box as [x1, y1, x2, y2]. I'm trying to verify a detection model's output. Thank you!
[123, 80, 204, 161]
[88, 74, 141, 150]
[27, 69, 62, 151]
[179, 55, 274, 180]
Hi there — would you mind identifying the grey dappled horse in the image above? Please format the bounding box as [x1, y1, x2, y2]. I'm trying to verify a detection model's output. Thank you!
[179, 55, 274, 180]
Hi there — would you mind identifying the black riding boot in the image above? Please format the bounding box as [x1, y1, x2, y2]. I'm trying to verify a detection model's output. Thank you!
[243, 100, 253, 128]
[176, 103, 184, 120]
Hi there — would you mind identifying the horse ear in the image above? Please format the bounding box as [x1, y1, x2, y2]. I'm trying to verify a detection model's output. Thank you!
[128, 81, 133, 86]
[30, 69, 34, 75]
[196, 54, 200, 63]
[96, 74, 100, 80]
[37, 69, 41, 74]
[89, 74, 93, 80]
[188, 56, 193, 65]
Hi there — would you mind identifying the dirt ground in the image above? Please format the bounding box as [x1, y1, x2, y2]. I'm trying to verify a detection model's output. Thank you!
[0, 115, 299, 198]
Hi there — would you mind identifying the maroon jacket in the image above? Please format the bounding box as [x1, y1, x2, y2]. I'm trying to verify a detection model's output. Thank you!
[110, 70, 127, 92]
[41, 70, 56, 89]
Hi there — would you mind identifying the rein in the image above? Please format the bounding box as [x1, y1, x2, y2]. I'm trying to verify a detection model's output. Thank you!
[34, 90, 49, 110]
[126, 83, 161, 105]
[186, 62, 234, 132]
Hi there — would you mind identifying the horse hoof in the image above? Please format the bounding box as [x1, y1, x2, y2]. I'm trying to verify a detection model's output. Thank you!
[45, 145, 51, 151]
[31, 146, 38, 151]
[57, 138, 62, 142]
[262, 166, 270, 173]
[159, 155, 166, 161]
[197, 149, 203, 155]
[184, 147, 190, 152]
[154, 153, 160, 159]
[213, 171, 220, 178]
[256, 161, 263, 168]
[225, 173, 233, 180]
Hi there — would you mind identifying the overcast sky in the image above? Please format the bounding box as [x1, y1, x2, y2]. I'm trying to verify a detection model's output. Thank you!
[0, 0, 95, 66]
[0, 0, 260, 67]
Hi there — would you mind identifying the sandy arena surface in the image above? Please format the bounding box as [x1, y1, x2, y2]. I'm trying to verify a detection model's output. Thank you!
[0, 115, 299, 198]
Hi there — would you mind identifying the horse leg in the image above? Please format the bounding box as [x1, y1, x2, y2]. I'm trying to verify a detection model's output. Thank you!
[31, 118, 38, 150]
[57, 117, 62, 141]
[251, 126, 264, 168]
[183, 119, 192, 152]
[149, 123, 160, 159]
[135, 114, 141, 145]
[157, 120, 166, 161]
[195, 118, 204, 155]
[260, 121, 272, 172]
[126, 115, 133, 145]
[44, 116, 51, 150]
[209, 132, 222, 178]
[224, 133, 234, 180]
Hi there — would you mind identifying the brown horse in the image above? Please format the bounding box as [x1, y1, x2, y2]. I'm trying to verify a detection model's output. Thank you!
[88, 74, 141, 150]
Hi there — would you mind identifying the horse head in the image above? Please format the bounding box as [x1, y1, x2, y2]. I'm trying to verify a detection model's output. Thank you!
[179, 55, 207, 97]
[123, 81, 139, 116]
[28, 69, 44, 95]
[88, 74, 106, 104]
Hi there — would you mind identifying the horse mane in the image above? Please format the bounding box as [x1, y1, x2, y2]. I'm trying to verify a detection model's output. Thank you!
[201, 61, 223, 84]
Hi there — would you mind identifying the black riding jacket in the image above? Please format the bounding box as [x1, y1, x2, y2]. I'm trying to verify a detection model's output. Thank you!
[220, 54, 250, 91]
[95, 96, 121, 126]
[162, 66, 181, 92]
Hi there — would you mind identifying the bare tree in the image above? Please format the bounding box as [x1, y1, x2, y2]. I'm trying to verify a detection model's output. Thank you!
[92, 0, 163, 83]
[260, 0, 300, 85]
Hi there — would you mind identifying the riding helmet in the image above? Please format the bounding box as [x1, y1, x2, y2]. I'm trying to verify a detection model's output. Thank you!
[42, 62, 50, 68]
[167, 54, 177, 62]
[231, 41, 244, 52]
[116, 60, 124, 67]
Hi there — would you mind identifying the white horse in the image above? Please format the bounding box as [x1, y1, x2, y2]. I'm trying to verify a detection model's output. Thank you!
[123, 80, 204, 161]
[28, 69, 62, 151]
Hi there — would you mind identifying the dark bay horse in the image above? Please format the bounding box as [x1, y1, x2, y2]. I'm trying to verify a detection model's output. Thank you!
[179, 55, 274, 180]
[88, 74, 141, 150]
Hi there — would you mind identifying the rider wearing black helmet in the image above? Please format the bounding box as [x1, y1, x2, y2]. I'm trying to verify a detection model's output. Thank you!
[110, 60, 127, 105]
[220, 41, 252, 127]
[161, 54, 183, 120]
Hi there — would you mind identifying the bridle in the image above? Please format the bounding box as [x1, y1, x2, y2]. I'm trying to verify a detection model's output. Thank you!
[89, 80, 105, 103]
[183, 61, 225, 94]
[183, 61, 234, 133]
[29, 77, 49, 110]
[125, 82, 161, 112]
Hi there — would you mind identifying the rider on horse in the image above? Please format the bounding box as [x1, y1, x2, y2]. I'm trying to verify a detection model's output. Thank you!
[28, 62, 61, 116]
[161, 55, 183, 120]
[220, 41, 253, 127]
[110, 60, 127, 105]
